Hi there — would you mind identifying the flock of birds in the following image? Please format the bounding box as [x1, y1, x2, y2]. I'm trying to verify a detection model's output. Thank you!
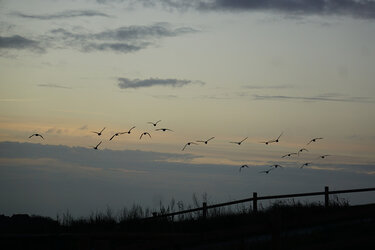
[28, 120, 330, 174]
[239, 134, 329, 174]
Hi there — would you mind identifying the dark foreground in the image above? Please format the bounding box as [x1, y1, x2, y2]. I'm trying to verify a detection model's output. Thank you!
[1, 203, 374, 250]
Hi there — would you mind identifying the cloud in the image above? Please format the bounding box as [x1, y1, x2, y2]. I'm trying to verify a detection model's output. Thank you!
[253, 93, 373, 103]
[79, 125, 88, 130]
[0, 35, 43, 52]
[243, 84, 293, 89]
[49, 22, 197, 53]
[13, 10, 111, 20]
[37, 84, 71, 89]
[118, 77, 203, 89]
[1, 23, 196, 55]
[1, 141, 375, 217]
[139, 0, 375, 20]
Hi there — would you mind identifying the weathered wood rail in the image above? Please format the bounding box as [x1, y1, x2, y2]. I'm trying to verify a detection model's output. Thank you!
[147, 186, 375, 219]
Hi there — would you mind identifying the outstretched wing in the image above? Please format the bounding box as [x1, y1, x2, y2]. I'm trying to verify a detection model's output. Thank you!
[207, 137, 215, 141]
[109, 134, 116, 140]
[129, 126, 136, 132]
[100, 127, 106, 133]
[277, 132, 283, 140]
[182, 143, 188, 151]
[240, 137, 248, 143]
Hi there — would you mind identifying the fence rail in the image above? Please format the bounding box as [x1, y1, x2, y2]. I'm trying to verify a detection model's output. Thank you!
[147, 186, 375, 219]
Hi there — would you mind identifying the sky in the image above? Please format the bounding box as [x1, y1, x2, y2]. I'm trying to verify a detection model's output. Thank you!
[1, 0, 375, 217]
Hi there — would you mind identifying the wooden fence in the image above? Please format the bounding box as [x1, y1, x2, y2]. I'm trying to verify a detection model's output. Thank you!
[148, 186, 375, 219]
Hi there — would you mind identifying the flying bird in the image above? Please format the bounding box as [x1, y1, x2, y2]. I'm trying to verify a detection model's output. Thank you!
[282, 153, 297, 158]
[148, 120, 161, 127]
[319, 154, 330, 159]
[156, 128, 173, 132]
[109, 132, 124, 141]
[307, 137, 323, 145]
[91, 127, 106, 136]
[271, 132, 283, 143]
[197, 137, 215, 144]
[270, 164, 284, 169]
[124, 126, 136, 134]
[239, 165, 249, 172]
[140, 132, 151, 139]
[230, 137, 248, 145]
[300, 162, 312, 169]
[298, 148, 309, 156]
[29, 133, 44, 139]
[259, 169, 274, 174]
[260, 140, 274, 145]
[93, 141, 102, 150]
[182, 142, 198, 151]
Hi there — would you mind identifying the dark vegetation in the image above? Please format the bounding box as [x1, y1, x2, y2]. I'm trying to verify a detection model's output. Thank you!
[1, 197, 374, 249]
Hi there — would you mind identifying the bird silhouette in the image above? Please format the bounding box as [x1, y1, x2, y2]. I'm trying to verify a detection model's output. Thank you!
[307, 137, 323, 145]
[29, 133, 44, 139]
[91, 127, 105, 136]
[230, 137, 248, 145]
[259, 168, 274, 174]
[260, 140, 274, 145]
[93, 141, 102, 150]
[124, 126, 136, 134]
[239, 165, 249, 172]
[318, 154, 330, 159]
[197, 137, 215, 144]
[148, 120, 161, 127]
[298, 148, 309, 156]
[140, 132, 151, 139]
[271, 132, 283, 143]
[300, 162, 312, 169]
[182, 142, 198, 151]
[282, 152, 297, 158]
[109, 132, 124, 141]
[270, 164, 283, 169]
[156, 128, 173, 132]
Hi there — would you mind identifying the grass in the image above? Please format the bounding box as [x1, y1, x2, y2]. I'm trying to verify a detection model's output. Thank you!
[2, 195, 374, 249]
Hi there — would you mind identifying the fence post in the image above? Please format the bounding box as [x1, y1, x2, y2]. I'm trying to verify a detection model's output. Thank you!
[202, 202, 207, 219]
[324, 186, 329, 208]
[253, 192, 258, 212]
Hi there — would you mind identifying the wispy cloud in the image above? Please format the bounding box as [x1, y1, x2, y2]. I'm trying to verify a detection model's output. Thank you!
[118, 77, 204, 89]
[0, 35, 43, 52]
[1, 23, 197, 54]
[253, 93, 373, 103]
[49, 22, 197, 53]
[136, 0, 375, 20]
[37, 84, 72, 89]
[243, 84, 293, 90]
[79, 125, 88, 130]
[13, 10, 111, 20]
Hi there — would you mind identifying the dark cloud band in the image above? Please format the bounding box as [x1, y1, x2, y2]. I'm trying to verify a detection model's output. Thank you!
[0, 35, 42, 51]
[118, 77, 199, 89]
[140, 0, 375, 19]
[253, 94, 373, 103]
[13, 10, 111, 20]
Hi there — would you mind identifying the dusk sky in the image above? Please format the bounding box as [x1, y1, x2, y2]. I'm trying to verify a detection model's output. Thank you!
[1, 0, 375, 217]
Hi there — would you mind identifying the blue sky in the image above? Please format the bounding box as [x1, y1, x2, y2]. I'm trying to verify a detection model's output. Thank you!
[1, 0, 375, 217]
